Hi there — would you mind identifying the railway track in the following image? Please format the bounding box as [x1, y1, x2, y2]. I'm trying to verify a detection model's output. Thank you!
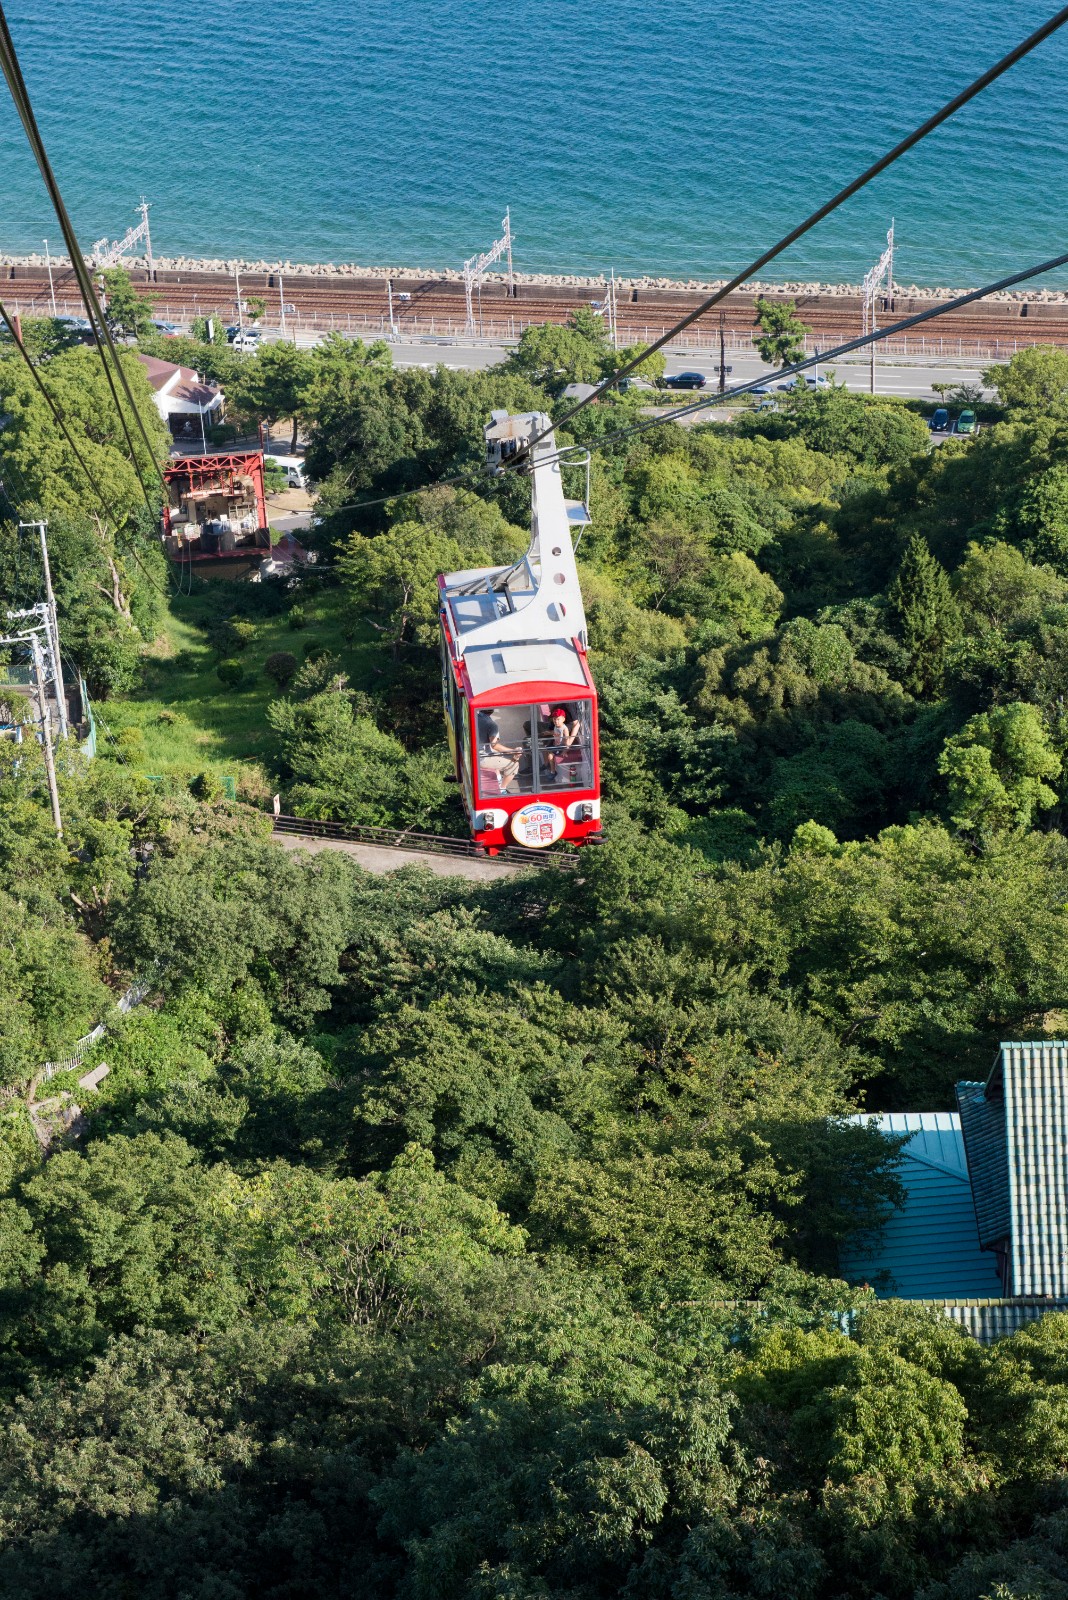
[7, 260, 1068, 349]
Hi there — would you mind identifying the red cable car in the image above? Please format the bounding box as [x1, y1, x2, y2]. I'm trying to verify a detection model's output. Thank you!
[438, 411, 602, 853]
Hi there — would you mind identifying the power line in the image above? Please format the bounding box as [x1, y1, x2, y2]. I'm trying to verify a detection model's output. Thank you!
[0, 298, 179, 601]
[0, 295, 122, 522]
[532, 4, 1068, 451]
[0, 0, 164, 505]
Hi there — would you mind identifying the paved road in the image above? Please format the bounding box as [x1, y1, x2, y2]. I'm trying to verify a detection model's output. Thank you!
[383, 341, 988, 401]
[253, 324, 991, 400]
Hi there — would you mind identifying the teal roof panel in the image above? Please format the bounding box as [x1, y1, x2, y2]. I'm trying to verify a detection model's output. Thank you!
[839, 1113, 1003, 1300]
[956, 1079, 1010, 1248]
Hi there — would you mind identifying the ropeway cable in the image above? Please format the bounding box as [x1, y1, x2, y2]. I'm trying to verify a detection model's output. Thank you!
[522, 4, 1068, 456]
[0, 298, 180, 600]
[0, 0, 165, 506]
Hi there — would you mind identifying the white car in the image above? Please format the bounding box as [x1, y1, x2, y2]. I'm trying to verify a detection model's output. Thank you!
[231, 329, 262, 352]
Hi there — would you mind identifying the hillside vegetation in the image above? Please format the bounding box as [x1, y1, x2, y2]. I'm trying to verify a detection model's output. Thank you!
[1, 312, 1068, 1594]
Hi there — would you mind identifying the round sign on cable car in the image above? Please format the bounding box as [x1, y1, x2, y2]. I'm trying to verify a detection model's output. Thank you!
[510, 801, 566, 848]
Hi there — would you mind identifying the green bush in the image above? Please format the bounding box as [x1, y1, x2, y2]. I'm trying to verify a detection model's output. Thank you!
[208, 617, 256, 654]
[188, 771, 223, 802]
[287, 604, 308, 631]
[264, 651, 299, 689]
[207, 422, 237, 446]
[216, 659, 244, 688]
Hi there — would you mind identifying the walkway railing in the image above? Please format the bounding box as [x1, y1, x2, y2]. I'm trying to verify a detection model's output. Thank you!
[38, 980, 150, 1084]
[273, 812, 579, 869]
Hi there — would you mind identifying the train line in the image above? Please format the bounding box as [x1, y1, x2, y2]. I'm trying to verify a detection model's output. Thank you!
[6, 259, 1068, 349]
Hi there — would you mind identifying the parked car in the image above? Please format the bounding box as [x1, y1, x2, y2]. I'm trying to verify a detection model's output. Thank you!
[150, 319, 179, 337]
[231, 329, 263, 352]
[619, 376, 656, 393]
[929, 407, 951, 433]
[955, 409, 978, 435]
[662, 371, 708, 390]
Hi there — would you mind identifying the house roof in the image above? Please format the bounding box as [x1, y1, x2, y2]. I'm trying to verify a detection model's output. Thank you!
[137, 354, 185, 392]
[838, 1112, 1004, 1299]
[956, 1079, 1010, 1249]
[994, 1041, 1068, 1297]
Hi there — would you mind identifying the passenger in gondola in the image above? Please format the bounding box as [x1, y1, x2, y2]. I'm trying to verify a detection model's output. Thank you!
[477, 707, 522, 792]
[547, 704, 581, 779]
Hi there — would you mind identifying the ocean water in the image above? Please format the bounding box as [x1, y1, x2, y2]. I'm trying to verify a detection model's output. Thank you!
[0, 0, 1066, 287]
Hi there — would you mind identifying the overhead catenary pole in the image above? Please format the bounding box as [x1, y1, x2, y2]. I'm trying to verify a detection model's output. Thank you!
[862, 222, 895, 395]
[43, 236, 55, 314]
[278, 270, 286, 337]
[463, 212, 514, 334]
[29, 633, 62, 837]
[138, 196, 153, 277]
[235, 264, 243, 329]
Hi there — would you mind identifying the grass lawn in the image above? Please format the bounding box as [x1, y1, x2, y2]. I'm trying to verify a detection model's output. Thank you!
[96, 581, 379, 800]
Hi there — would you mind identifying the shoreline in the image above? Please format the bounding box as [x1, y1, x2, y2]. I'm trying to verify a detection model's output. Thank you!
[5, 251, 1068, 306]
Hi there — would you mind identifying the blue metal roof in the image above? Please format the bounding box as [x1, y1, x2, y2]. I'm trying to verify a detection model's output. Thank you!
[956, 1080, 1010, 1249]
[838, 1113, 1003, 1299]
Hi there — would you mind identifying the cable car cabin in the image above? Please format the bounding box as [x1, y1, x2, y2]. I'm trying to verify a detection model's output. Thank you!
[438, 410, 602, 853]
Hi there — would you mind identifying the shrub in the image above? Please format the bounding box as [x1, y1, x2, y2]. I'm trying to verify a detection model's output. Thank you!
[188, 771, 223, 802]
[208, 617, 256, 654]
[287, 604, 308, 631]
[216, 659, 244, 688]
[207, 422, 237, 446]
[115, 726, 145, 761]
[264, 651, 299, 689]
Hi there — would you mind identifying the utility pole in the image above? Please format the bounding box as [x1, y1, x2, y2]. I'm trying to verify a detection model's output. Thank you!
[463, 212, 514, 334]
[609, 268, 618, 350]
[278, 270, 286, 337]
[30, 635, 62, 838]
[21, 520, 67, 739]
[43, 238, 56, 315]
[718, 313, 727, 394]
[235, 264, 243, 329]
[387, 278, 397, 337]
[138, 197, 154, 278]
[862, 222, 895, 396]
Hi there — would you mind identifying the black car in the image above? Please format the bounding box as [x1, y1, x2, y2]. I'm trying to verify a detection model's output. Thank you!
[662, 371, 708, 390]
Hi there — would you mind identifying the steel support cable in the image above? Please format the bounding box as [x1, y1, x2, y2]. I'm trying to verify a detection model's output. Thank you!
[0, 296, 178, 600]
[0, 295, 121, 521]
[522, 4, 1068, 457]
[525, 246, 1068, 465]
[0, 1, 164, 501]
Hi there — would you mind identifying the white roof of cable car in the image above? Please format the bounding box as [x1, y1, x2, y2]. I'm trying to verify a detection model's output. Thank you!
[464, 639, 587, 700]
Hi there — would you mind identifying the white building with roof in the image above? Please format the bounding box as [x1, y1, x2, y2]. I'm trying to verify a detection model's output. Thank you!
[136, 354, 224, 444]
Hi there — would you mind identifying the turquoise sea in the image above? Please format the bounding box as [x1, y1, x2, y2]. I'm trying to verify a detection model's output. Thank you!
[1, 0, 1066, 286]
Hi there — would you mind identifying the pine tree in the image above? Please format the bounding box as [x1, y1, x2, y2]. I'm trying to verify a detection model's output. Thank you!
[887, 534, 960, 696]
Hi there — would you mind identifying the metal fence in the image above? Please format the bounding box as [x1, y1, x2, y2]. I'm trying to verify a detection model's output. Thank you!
[7, 295, 1058, 363]
[39, 979, 150, 1083]
[273, 812, 580, 869]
